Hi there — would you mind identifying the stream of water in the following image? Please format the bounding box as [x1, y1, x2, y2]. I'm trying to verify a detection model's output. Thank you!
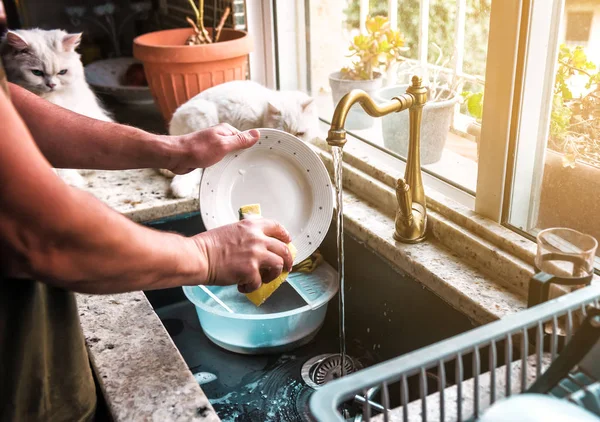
[332, 146, 347, 377]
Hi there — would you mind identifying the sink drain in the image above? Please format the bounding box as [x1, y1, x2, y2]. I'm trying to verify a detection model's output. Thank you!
[301, 354, 362, 389]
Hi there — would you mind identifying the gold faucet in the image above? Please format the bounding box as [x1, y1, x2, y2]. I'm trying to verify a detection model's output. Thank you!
[326, 75, 428, 244]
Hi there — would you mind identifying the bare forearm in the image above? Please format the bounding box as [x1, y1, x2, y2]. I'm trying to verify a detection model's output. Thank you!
[2, 189, 206, 294]
[7, 83, 178, 170]
[0, 86, 207, 293]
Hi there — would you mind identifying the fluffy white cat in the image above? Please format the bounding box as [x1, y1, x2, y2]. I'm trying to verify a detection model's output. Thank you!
[1, 28, 113, 188]
[166, 80, 319, 198]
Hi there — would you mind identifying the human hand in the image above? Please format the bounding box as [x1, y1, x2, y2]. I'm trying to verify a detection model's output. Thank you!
[192, 218, 294, 293]
[167, 123, 259, 174]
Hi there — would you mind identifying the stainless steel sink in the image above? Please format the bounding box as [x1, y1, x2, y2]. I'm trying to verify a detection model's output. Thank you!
[143, 212, 475, 421]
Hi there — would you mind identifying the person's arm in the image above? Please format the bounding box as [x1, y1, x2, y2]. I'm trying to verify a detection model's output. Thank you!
[7, 83, 254, 174]
[0, 88, 292, 294]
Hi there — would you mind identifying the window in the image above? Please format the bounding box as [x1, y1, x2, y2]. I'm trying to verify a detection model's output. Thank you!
[505, 0, 600, 262]
[260, 0, 600, 266]
[289, 0, 491, 195]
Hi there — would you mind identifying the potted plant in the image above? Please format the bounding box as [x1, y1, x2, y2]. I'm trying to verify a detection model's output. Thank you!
[374, 44, 460, 165]
[329, 16, 407, 130]
[461, 44, 600, 167]
[547, 44, 600, 169]
[536, 44, 600, 239]
[133, 0, 252, 123]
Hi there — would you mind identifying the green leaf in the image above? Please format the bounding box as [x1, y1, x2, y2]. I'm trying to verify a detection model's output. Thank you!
[378, 39, 390, 53]
[342, 15, 404, 76]
[466, 92, 484, 120]
[550, 94, 572, 141]
[352, 34, 369, 50]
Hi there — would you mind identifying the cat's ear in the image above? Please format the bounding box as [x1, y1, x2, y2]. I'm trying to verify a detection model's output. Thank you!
[301, 98, 315, 111]
[62, 33, 83, 51]
[268, 102, 282, 116]
[5, 31, 28, 51]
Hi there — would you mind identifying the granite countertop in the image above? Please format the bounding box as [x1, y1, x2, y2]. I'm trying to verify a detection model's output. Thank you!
[78, 292, 219, 422]
[80, 168, 197, 222]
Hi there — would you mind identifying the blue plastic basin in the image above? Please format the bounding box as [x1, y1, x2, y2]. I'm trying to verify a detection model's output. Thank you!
[182, 262, 338, 354]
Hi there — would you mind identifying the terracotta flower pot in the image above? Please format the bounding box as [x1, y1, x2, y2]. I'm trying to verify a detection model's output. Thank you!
[133, 27, 252, 123]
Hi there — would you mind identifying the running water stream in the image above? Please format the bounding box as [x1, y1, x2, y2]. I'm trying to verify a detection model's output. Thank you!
[332, 146, 347, 377]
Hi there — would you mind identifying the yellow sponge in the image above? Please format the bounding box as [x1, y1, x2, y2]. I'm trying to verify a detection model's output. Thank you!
[238, 204, 296, 307]
[245, 243, 297, 307]
[239, 204, 262, 220]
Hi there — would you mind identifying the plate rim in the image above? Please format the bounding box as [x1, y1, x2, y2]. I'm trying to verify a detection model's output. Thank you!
[199, 128, 333, 263]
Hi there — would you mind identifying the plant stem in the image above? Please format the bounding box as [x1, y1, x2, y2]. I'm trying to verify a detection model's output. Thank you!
[187, 0, 200, 25]
[198, 0, 210, 41]
[215, 7, 231, 42]
[212, 0, 217, 42]
[559, 59, 596, 79]
[199, 0, 204, 28]
[567, 117, 598, 129]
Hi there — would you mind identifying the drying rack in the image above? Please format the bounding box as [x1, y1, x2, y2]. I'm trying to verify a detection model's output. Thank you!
[309, 283, 600, 421]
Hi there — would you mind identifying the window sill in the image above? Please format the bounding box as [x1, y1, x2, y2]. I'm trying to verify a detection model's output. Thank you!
[309, 128, 600, 325]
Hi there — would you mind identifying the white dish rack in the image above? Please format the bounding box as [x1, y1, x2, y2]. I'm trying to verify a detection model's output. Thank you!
[309, 284, 600, 421]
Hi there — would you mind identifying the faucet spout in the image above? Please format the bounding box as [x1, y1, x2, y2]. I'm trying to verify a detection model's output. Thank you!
[326, 89, 414, 148]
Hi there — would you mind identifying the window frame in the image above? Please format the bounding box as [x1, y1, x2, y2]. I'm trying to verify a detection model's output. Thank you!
[502, 0, 565, 232]
[245, 0, 277, 89]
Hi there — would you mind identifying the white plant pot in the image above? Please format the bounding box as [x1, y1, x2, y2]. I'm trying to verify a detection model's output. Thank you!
[374, 85, 459, 165]
[329, 71, 384, 130]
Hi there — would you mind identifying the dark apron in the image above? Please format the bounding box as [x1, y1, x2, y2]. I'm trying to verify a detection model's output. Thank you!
[0, 59, 97, 422]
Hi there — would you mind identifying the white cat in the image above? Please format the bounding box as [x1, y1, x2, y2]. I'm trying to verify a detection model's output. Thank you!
[166, 80, 319, 198]
[1, 28, 114, 188]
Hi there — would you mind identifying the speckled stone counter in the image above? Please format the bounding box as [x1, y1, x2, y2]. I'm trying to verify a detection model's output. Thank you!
[78, 292, 219, 422]
[78, 168, 197, 222]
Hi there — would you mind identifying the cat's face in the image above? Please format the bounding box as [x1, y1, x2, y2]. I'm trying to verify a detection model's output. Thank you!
[0, 29, 83, 96]
[264, 92, 319, 142]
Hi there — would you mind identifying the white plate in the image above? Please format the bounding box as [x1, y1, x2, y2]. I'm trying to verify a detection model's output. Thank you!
[200, 128, 333, 263]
